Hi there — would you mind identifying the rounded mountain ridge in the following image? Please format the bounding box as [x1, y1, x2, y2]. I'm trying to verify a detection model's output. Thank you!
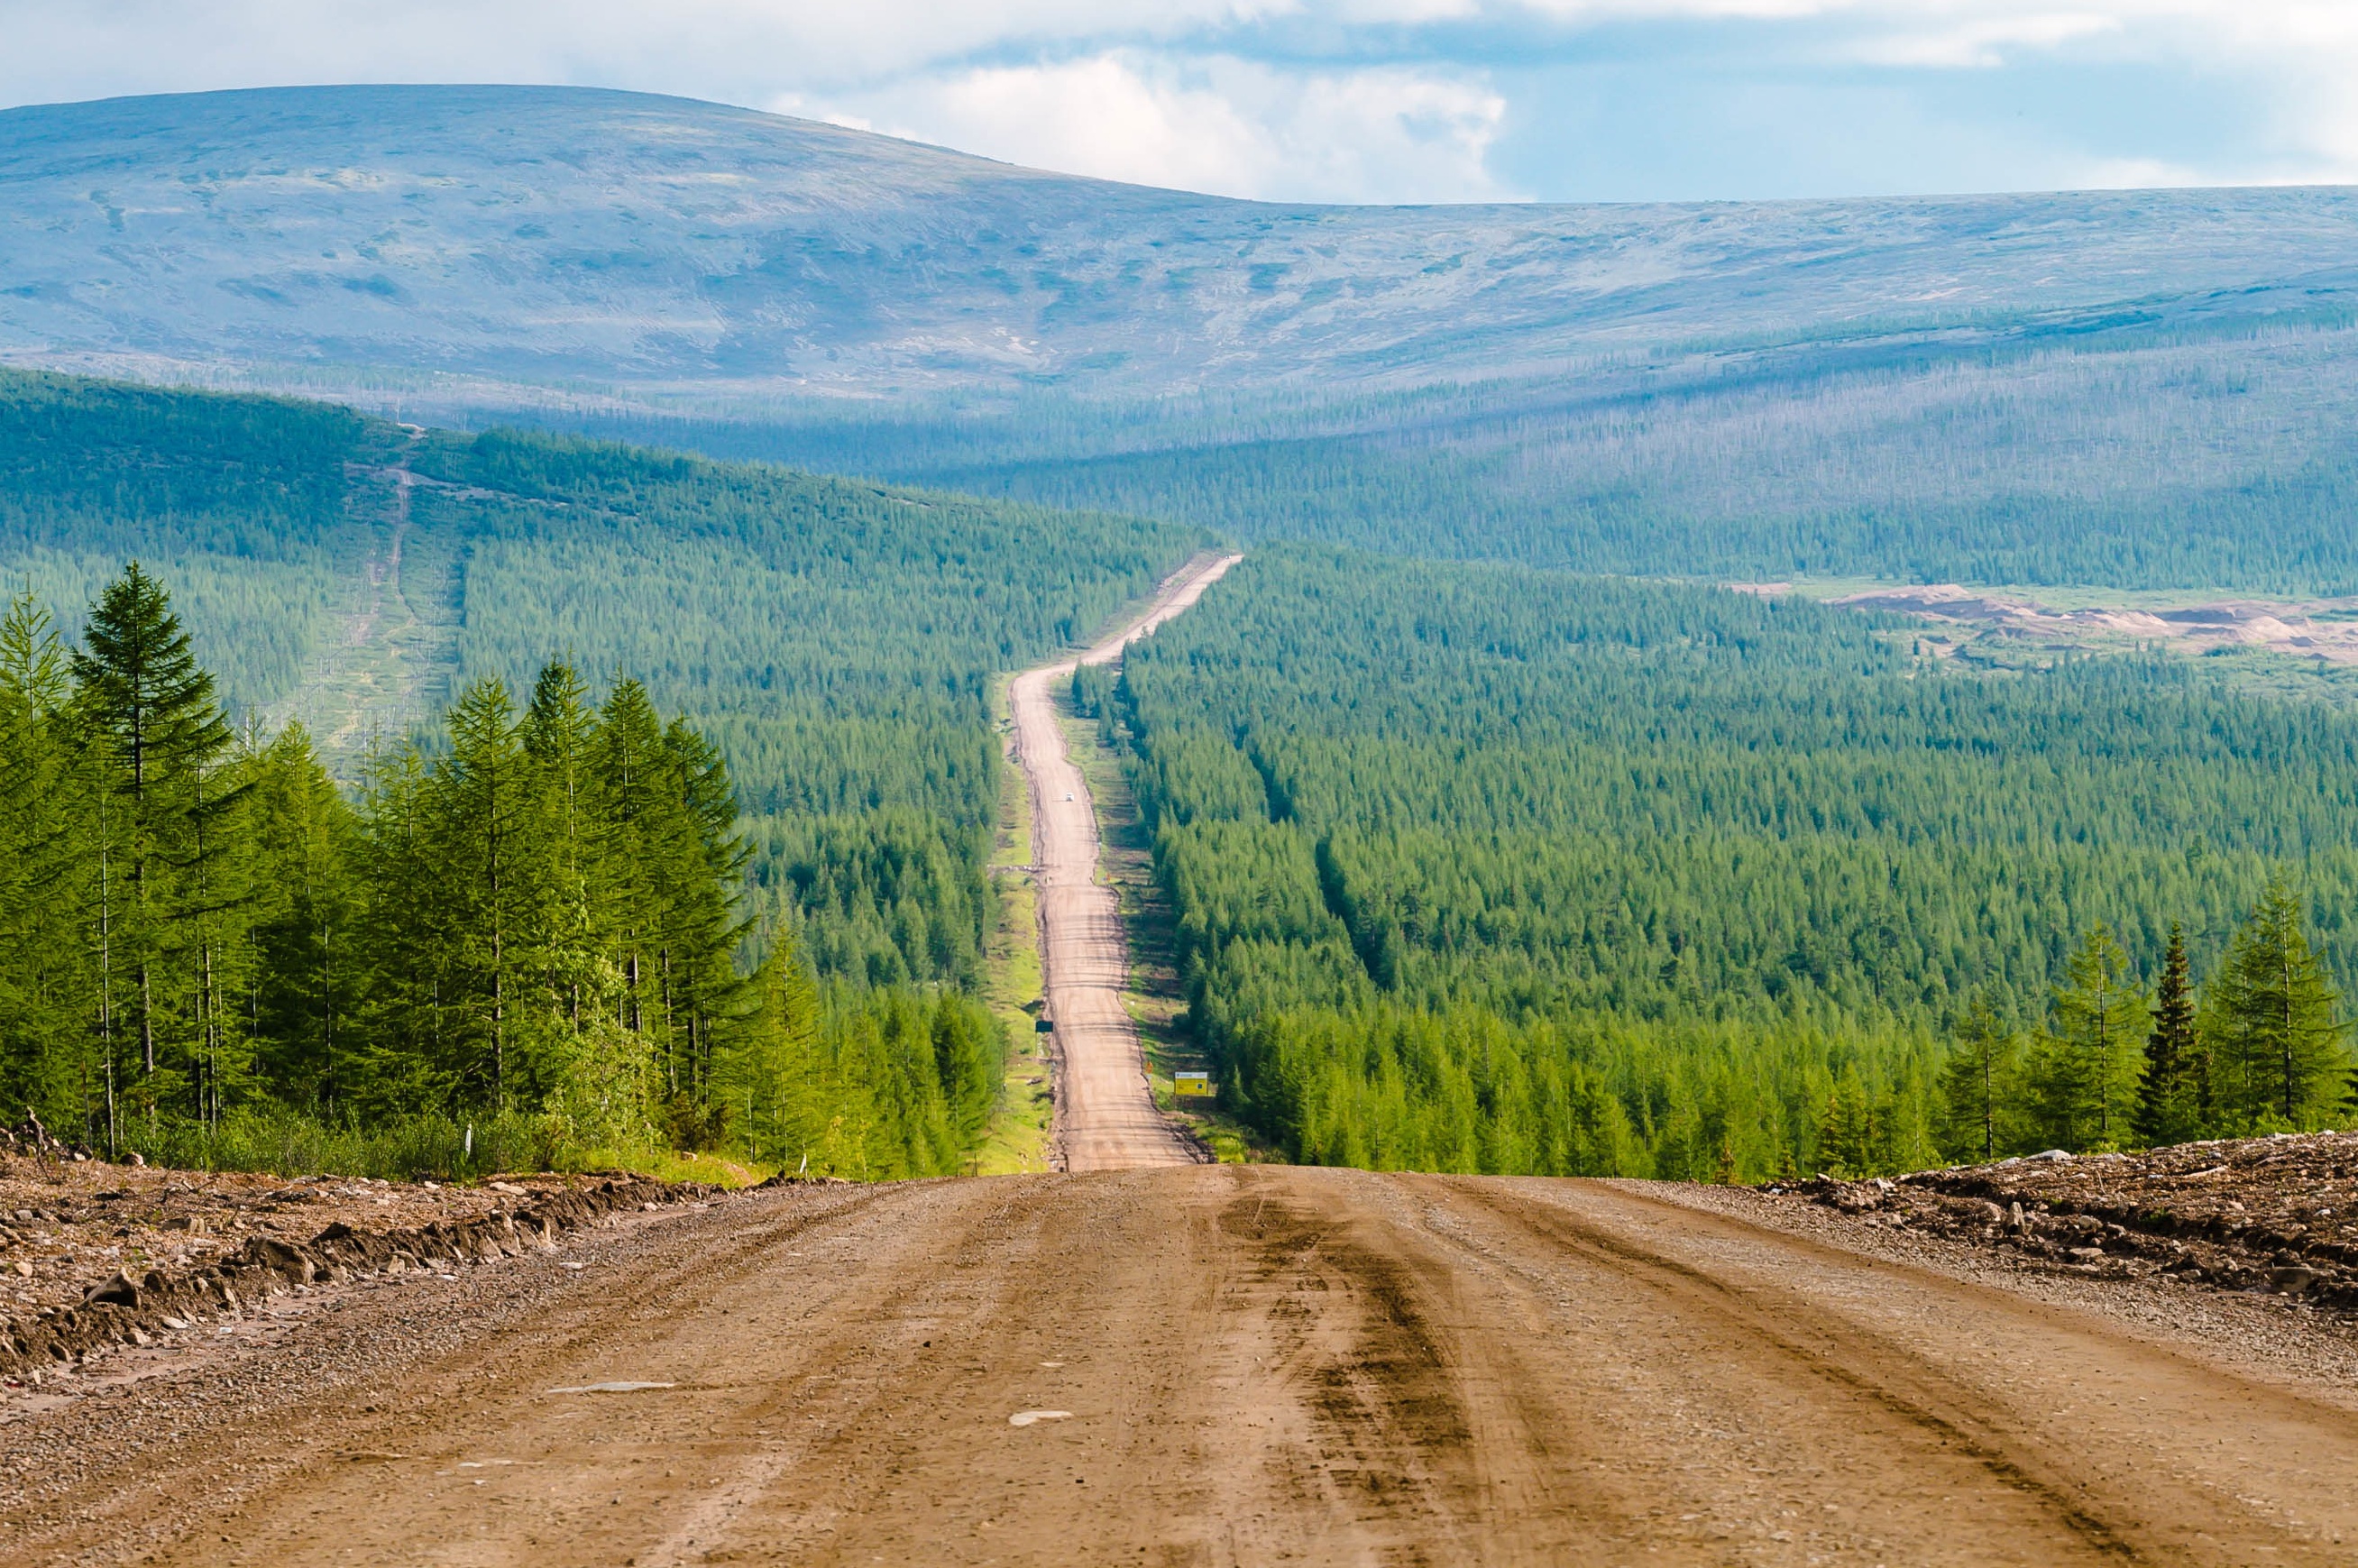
[0, 83, 2353, 394]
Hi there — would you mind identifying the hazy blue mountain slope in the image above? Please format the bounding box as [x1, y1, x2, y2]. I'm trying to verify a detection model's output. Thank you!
[5, 85, 2355, 396]
[7, 86, 2358, 588]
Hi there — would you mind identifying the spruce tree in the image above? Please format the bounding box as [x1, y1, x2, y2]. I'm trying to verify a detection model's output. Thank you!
[2136, 922, 2205, 1147]
[2204, 878, 2344, 1129]
[68, 563, 240, 1120]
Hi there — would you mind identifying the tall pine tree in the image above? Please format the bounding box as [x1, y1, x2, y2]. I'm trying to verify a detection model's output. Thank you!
[69, 563, 243, 1125]
[2136, 922, 2206, 1147]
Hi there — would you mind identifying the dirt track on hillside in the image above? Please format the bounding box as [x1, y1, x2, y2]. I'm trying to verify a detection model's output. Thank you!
[13, 1166, 2358, 1565]
[1008, 552, 1238, 1172]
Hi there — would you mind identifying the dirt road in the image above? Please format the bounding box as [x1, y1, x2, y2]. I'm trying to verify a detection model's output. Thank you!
[1008, 552, 1239, 1171]
[15, 1166, 2358, 1566]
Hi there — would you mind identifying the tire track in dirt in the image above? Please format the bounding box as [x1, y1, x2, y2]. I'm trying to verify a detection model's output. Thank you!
[21, 1167, 2358, 1566]
[1418, 1176, 2358, 1565]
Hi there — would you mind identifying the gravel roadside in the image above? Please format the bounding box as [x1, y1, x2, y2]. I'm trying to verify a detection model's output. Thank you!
[0, 1162, 863, 1563]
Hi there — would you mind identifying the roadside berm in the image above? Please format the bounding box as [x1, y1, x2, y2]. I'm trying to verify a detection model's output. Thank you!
[1780, 1128, 2358, 1305]
[0, 1145, 726, 1388]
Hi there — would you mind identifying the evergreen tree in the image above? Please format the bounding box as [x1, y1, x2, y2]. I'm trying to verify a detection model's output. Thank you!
[2203, 879, 2344, 1129]
[0, 591, 95, 1132]
[521, 661, 605, 1033]
[351, 738, 445, 1114]
[655, 715, 752, 1104]
[68, 562, 243, 1121]
[1938, 993, 2014, 1162]
[248, 726, 362, 1113]
[2136, 922, 2206, 1147]
[1815, 1066, 1880, 1177]
[593, 680, 670, 1048]
[426, 679, 541, 1109]
[2032, 923, 2148, 1151]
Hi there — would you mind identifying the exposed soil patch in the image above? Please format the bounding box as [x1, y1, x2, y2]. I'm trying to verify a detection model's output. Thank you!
[1821, 582, 2358, 663]
[0, 1139, 741, 1394]
[1773, 1129, 2358, 1307]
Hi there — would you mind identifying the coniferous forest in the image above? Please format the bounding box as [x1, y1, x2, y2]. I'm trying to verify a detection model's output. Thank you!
[5, 367, 2357, 1184]
[1096, 546, 2358, 1178]
[0, 370, 1204, 1177]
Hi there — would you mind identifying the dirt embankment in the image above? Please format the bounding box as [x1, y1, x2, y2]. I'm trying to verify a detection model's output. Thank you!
[1778, 1129, 2358, 1305]
[0, 1142, 728, 1389]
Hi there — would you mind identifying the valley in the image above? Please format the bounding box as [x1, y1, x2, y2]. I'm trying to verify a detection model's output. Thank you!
[8, 77, 2358, 1568]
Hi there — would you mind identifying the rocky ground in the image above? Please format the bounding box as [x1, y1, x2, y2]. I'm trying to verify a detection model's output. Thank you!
[0, 1130, 734, 1397]
[1771, 1129, 2358, 1306]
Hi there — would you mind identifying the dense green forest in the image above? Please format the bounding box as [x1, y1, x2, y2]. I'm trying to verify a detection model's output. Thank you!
[14, 366, 2358, 1184]
[0, 565, 1002, 1177]
[0, 369, 1205, 994]
[0, 370, 1209, 1175]
[1095, 546, 2357, 1178]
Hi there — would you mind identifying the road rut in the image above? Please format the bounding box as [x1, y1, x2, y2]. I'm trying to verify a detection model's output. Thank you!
[12, 1168, 2358, 1566]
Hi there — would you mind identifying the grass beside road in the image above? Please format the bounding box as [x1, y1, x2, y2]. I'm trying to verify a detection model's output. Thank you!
[976, 680, 1057, 1175]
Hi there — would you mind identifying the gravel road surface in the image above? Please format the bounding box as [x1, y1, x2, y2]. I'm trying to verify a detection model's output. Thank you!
[10, 1167, 2358, 1565]
[1008, 551, 1238, 1171]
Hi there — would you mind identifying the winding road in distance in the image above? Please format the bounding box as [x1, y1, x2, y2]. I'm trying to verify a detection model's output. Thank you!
[1007, 551, 1240, 1172]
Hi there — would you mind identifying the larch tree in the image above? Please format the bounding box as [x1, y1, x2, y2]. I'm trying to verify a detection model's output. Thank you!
[2033, 922, 2149, 1152]
[428, 679, 540, 1109]
[0, 591, 95, 1132]
[2203, 879, 2344, 1130]
[1938, 992, 2014, 1162]
[68, 563, 243, 1123]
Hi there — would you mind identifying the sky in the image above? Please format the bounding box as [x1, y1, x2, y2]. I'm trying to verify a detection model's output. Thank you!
[1, 1, 2352, 205]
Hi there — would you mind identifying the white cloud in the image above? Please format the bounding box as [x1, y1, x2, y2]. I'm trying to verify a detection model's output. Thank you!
[798, 51, 1511, 202]
[4, 0, 2358, 197]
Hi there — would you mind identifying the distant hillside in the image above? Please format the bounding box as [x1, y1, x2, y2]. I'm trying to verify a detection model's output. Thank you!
[0, 367, 1207, 986]
[2, 85, 2352, 396]
[5, 86, 2358, 588]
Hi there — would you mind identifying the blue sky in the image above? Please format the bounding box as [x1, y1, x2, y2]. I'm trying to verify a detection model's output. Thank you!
[0, 2, 2346, 204]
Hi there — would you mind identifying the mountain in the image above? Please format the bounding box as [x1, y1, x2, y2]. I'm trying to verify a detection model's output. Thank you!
[5, 85, 2358, 590]
[3, 84, 2354, 398]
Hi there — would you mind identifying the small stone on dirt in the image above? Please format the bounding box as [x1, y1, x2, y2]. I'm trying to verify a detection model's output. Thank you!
[1008, 1409, 1072, 1427]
